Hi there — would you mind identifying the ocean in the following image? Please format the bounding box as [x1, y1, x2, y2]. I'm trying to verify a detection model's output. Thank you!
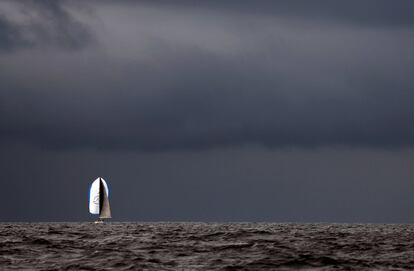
[1, 222, 413, 270]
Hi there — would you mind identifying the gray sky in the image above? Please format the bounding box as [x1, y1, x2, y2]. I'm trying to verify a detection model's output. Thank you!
[1, 0, 414, 222]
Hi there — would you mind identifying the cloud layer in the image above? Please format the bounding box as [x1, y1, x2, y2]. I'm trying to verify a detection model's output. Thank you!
[0, 0, 93, 51]
[1, 0, 414, 151]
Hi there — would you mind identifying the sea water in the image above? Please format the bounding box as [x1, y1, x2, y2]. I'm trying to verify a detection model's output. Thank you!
[1, 222, 413, 270]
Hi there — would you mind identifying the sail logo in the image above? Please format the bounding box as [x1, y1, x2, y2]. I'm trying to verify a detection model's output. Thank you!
[93, 195, 99, 205]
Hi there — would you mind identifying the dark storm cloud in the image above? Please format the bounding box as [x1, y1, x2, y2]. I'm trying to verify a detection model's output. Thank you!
[134, 0, 414, 28]
[0, 0, 93, 51]
[0, 17, 28, 51]
[1, 1, 414, 151]
[2, 1, 414, 223]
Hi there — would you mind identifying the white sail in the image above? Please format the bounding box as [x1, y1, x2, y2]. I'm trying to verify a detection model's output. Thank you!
[89, 178, 100, 214]
[89, 177, 110, 217]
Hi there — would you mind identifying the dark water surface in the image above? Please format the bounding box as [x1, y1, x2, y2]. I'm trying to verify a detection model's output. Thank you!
[1, 223, 414, 270]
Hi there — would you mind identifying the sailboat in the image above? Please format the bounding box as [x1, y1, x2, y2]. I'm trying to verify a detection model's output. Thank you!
[89, 177, 111, 223]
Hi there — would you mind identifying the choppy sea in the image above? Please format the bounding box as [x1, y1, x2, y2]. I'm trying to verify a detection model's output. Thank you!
[1, 223, 414, 270]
